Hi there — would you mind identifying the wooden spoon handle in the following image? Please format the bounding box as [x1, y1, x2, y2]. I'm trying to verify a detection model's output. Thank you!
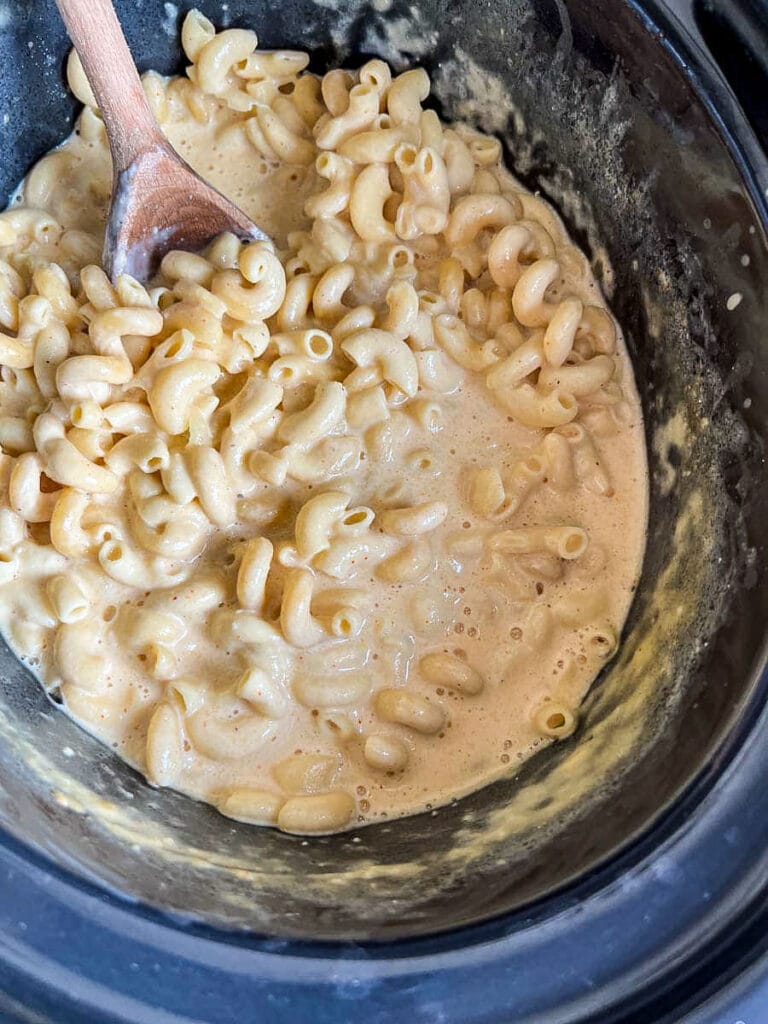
[54, 0, 164, 172]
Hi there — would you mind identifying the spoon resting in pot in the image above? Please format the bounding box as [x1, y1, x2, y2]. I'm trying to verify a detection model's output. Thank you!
[54, 0, 268, 281]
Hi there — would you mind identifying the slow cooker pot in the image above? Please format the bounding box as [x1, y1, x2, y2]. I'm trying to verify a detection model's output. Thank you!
[0, 0, 766, 1020]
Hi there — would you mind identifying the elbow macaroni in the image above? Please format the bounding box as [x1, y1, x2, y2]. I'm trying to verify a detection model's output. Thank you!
[0, 14, 646, 836]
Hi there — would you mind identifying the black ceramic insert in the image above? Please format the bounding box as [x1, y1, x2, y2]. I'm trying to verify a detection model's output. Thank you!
[0, 0, 764, 981]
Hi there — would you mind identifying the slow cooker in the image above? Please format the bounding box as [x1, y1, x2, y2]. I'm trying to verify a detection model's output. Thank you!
[0, 0, 766, 1020]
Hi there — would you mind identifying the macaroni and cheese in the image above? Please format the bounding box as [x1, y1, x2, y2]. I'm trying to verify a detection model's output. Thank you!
[0, 12, 648, 833]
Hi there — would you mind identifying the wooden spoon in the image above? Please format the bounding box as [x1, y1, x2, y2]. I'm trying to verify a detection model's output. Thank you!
[54, 0, 268, 281]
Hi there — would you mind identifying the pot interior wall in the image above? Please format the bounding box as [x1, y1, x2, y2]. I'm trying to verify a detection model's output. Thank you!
[0, 0, 764, 941]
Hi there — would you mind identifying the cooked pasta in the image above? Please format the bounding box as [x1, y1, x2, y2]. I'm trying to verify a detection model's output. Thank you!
[0, 13, 647, 835]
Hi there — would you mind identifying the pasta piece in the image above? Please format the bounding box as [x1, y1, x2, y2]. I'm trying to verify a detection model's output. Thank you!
[10, 454, 59, 523]
[485, 333, 545, 391]
[376, 538, 433, 583]
[254, 106, 315, 165]
[445, 193, 521, 248]
[433, 315, 501, 372]
[236, 667, 287, 720]
[294, 490, 350, 560]
[543, 297, 584, 367]
[349, 164, 396, 242]
[555, 423, 614, 496]
[469, 467, 506, 518]
[494, 383, 578, 429]
[578, 305, 617, 356]
[498, 450, 548, 518]
[105, 434, 170, 476]
[280, 568, 325, 648]
[318, 712, 357, 743]
[387, 69, 429, 125]
[195, 28, 258, 96]
[185, 445, 236, 526]
[489, 525, 589, 560]
[538, 354, 616, 397]
[339, 127, 408, 164]
[50, 489, 91, 557]
[186, 701, 273, 760]
[277, 792, 355, 834]
[272, 753, 340, 794]
[512, 258, 560, 327]
[419, 652, 484, 695]
[0, 508, 26, 562]
[374, 688, 446, 734]
[46, 575, 89, 624]
[293, 673, 370, 708]
[218, 788, 284, 826]
[148, 358, 220, 435]
[379, 501, 448, 537]
[305, 153, 355, 220]
[315, 83, 379, 149]
[363, 734, 409, 772]
[542, 432, 576, 492]
[146, 704, 185, 787]
[341, 328, 418, 397]
[236, 537, 273, 612]
[277, 381, 346, 444]
[532, 700, 578, 740]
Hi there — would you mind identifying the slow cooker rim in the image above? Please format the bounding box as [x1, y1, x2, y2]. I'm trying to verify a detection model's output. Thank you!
[0, 0, 765, 985]
[642, 0, 768, 218]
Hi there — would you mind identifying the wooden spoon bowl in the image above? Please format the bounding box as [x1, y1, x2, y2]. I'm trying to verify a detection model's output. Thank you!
[56, 0, 268, 281]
